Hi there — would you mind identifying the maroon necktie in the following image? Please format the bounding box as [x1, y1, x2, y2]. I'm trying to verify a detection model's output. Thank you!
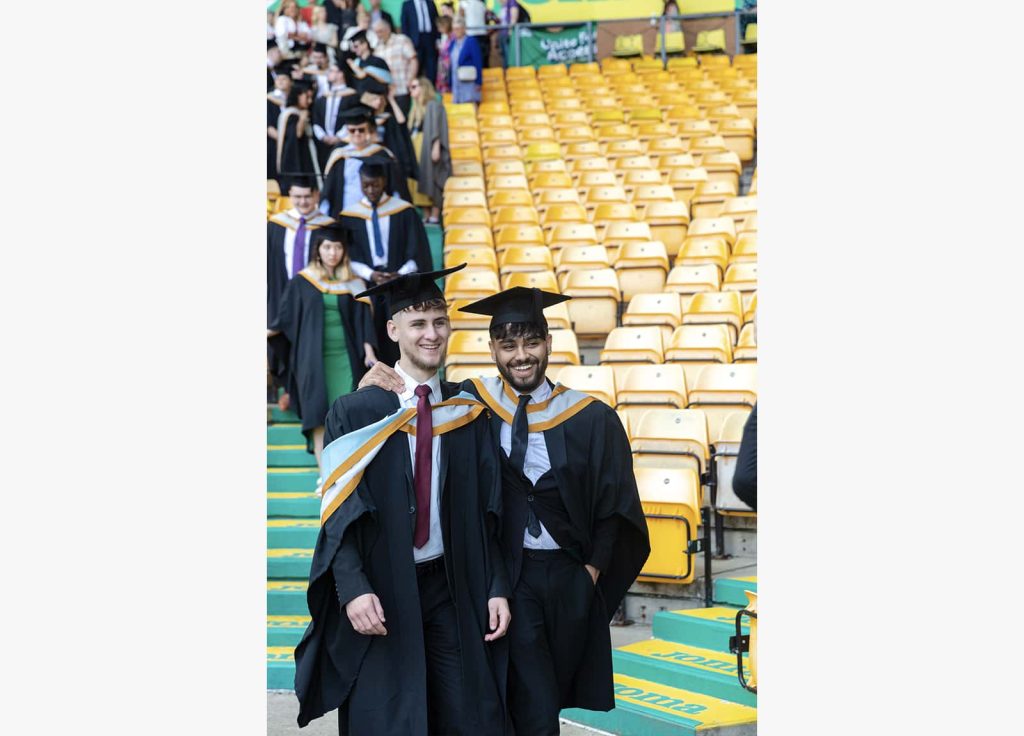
[413, 384, 433, 548]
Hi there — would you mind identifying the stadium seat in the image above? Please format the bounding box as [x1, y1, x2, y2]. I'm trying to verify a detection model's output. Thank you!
[591, 203, 640, 232]
[676, 237, 731, 274]
[523, 141, 563, 161]
[495, 224, 546, 251]
[689, 135, 729, 163]
[614, 241, 671, 300]
[444, 176, 486, 194]
[451, 160, 485, 177]
[535, 188, 582, 212]
[569, 156, 612, 175]
[686, 363, 756, 440]
[599, 326, 664, 365]
[562, 268, 622, 337]
[444, 247, 498, 273]
[615, 364, 688, 410]
[488, 174, 531, 192]
[444, 270, 500, 301]
[569, 62, 600, 75]
[687, 216, 737, 246]
[502, 270, 561, 293]
[547, 222, 599, 252]
[634, 467, 702, 584]
[629, 107, 666, 123]
[541, 301, 573, 331]
[450, 129, 481, 147]
[713, 409, 756, 513]
[488, 189, 534, 212]
[520, 127, 558, 146]
[723, 263, 758, 293]
[484, 144, 525, 160]
[733, 323, 756, 362]
[632, 408, 711, 477]
[555, 365, 617, 406]
[584, 186, 630, 212]
[478, 113, 514, 129]
[577, 170, 620, 193]
[743, 291, 757, 326]
[555, 244, 612, 277]
[531, 171, 576, 191]
[494, 206, 541, 231]
[734, 89, 758, 125]
[613, 33, 645, 58]
[537, 63, 569, 78]
[665, 324, 734, 388]
[442, 190, 487, 216]
[445, 206, 491, 228]
[613, 154, 658, 174]
[498, 245, 554, 274]
[558, 124, 597, 144]
[668, 167, 710, 202]
[445, 330, 495, 368]
[631, 184, 678, 208]
[621, 169, 665, 199]
[634, 123, 678, 145]
[719, 195, 758, 229]
[604, 139, 646, 158]
[621, 292, 683, 343]
[445, 364, 500, 384]
[677, 119, 717, 142]
[654, 30, 686, 55]
[667, 55, 698, 70]
[729, 232, 757, 264]
[527, 159, 569, 176]
[551, 110, 591, 128]
[690, 181, 740, 219]
[643, 200, 691, 257]
[645, 137, 689, 158]
[739, 211, 758, 235]
[447, 299, 492, 331]
[682, 291, 744, 342]
[665, 264, 722, 300]
[701, 151, 743, 190]
[596, 123, 634, 144]
[541, 203, 590, 229]
[443, 224, 494, 251]
[548, 328, 582, 365]
[603, 220, 653, 251]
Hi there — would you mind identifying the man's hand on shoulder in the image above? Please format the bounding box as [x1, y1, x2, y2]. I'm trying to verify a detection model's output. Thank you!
[358, 362, 406, 393]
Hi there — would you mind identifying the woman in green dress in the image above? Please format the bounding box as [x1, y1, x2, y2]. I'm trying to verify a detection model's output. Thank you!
[269, 224, 378, 480]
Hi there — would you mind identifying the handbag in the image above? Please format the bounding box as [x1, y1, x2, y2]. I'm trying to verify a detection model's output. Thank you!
[456, 65, 477, 82]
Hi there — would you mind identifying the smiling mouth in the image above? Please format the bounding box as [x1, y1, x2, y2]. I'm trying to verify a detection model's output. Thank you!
[510, 363, 536, 375]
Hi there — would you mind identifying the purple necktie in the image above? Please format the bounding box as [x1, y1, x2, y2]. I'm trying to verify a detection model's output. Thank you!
[292, 216, 307, 277]
[413, 384, 433, 548]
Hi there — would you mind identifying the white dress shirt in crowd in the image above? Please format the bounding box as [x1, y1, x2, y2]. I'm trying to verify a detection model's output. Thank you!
[348, 205, 417, 280]
[282, 209, 312, 279]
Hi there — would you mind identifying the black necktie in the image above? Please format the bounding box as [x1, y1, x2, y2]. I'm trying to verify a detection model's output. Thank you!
[510, 394, 541, 538]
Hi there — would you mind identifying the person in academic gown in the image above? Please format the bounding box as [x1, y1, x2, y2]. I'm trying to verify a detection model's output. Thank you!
[293, 266, 512, 736]
[357, 287, 652, 736]
[320, 104, 409, 217]
[311, 61, 357, 172]
[339, 156, 432, 367]
[269, 223, 377, 475]
[278, 79, 323, 193]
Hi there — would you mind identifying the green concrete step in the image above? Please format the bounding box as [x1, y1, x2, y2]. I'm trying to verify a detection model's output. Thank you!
[614, 639, 755, 708]
[267, 422, 306, 445]
[268, 492, 320, 518]
[714, 576, 757, 607]
[268, 646, 296, 690]
[268, 580, 309, 616]
[268, 615, 310, 648]
[267, 468, 320, 492]
[562, 673, 755, 736]
[267, 444, 317, 468]
[268, 548, 313, 579]
[268, 519, 319, 549]
[270, 406, 301, 423]
[652, 608, 749, 655]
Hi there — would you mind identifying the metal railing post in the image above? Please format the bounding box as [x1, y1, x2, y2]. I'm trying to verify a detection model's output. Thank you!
[514, 24, 521, 67]
[660, 16, 668, 68]
[733, 10, 741, 57]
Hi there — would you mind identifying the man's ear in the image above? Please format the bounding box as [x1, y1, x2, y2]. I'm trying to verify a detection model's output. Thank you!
[386, 318, 400, 343]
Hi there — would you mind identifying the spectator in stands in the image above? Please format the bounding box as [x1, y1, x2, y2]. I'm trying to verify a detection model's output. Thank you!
[499, 0, 529, 66]
[312, 61, 356, 172]
[435, 15, 453, 95]
[324, 0, 358, 41]
[357, 287, 651, 736]
[663, 0, 682, 33]
[309, 5, 340, 65]
[268, 40, 283, 91]
[340, 156, 432, 365]
[401, 0, 440, 92]
[449, 17, 482, 105]
[460, 0, 491, 68]
[366, 0, 395, 28]
[276, 0, 312, 58]
[303, 43, 331, 97]
[277, 80, 322, 193]
[268, 66, 293, 183]
[268, 223, 377, 481]
[372, 15, 418, 117]
[408, 76, 449, 224]
[268, 10, 276, 41]
[340, 3, 378, 52]
[439, 1, 455, 19]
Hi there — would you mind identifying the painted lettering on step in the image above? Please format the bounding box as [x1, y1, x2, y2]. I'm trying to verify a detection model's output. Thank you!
[649, 650, 739, 673]
[614, 685, 708, 715]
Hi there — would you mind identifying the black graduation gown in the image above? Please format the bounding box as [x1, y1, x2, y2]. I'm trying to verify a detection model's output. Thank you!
[268, 96, 283, 182]
[293, 384, 511, 735]
[312, 89, 357, 172]
[378, 111, 420, 184]
[462, 380, 651, 712]
[340, 200, 432, 367]
[266, 213, 337, 330]
[267, 273, 377, 442]
[320, 144, 411, 217]
[279, 108, 319, 193]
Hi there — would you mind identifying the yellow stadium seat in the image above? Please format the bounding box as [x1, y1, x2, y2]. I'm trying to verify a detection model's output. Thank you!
[443, 224, 494, 250]
[585, 187, 630, 215]
[569, 61, 600, 75]
[613, 33, 645, 58]
[645, 137, 689, 158]
[444, 206, 491, 229]
[723, 263, 758, 293]
[531, 171, 576, 191]
[733, 323, 756, 363]
[683, 291, 744, 342]
[631, 184, 677, 207]
[523, 141, 563, 162]
[701, 150, 743, 189]
[451, 160, 485, 177]
[536, 189, 582, 213]
[743, 291, 756, 326]
[527, 159, 569, 177]
[445, 364, 501, 384]
[274, 196, 292, 213]
[547, 222, 599, 251]
[510, 99, 547, 114]
[447, 299, 493, 331]
[687, 215, 737, 246]
[634, 466, 702, 584]
[668, 167, 709, 203]
[488, 190, 534, 212]
[555, 244, 612, 277]
[629, 107, 665, 124]
[604, 139, 646, 159]
[483, 144, 524, 160]
[718, 118, 756, 162]
[634, 123, 677, 144]
[614, 241, 670, 301]
[603, 220, 653, 249]
[485, 161, 527, 180]
[448, 102, 480, 117]
[548, 328, 582, 365]
[665, 324, 734, 389]
[599, 326, 664, 365]
[734, 89, 757, 125]
[555, 365, 617, 406]
[450, 129, 481, 147]
[621, 291, 683, 343]
[517, 112, 554, 128]
[665, 103, 704, 122]
[719, 195, 757, 229]
[596, 123, 634, 143]
[615, 364, 688, 410]
[665, 264, 722, 301]
[578, 170, 620, 194]
[632, 409, 710, 476]
[488, 174, 531, 192]
[739, 211, 757, 235]
[689, 135, 729, 164]
[563, 268, 622, 337]
[267, 179, 280, 196]
[445, 330, 495, 368]
[654, 30, 685, 55]
[494, 206, 541, 230]
[444, 247, 498, 273]
[444, 176, 486, 195]
[541, 203, 590, 229]
[442, 190, 487, 215]
[444, 270, 500, 301]
[502, 270, 560, 294]
[621, 169, 665, 198]
[557, 124, 596, 144]
[633, 56, 665, 72]
[591, 202, 641, 231]
[449, 114, 480, 130]
[729, 232, 757, 264]
[667, 56, 699, 70]
[655, 156, 699, 176]
[687, 364, 756, 441]
[642, 200, 690, 257]
[505, 65, 536, 80]
[498, 245, 554, 275]
[564, 141, 604, 160]
[676, 237, 730, 274]
[495, 224, 546, 251]
[551, 110, 590, 128]
[449, 144, 483, 163]
[690, 181, 740, 219]
[569, 156, 612, 175]
[706, 104, 743, 127]
[677, 119, 717, 142]
[537, 63, 569, 78]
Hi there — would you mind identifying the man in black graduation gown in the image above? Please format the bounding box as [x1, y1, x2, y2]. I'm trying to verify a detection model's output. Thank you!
[311, 61, 357, 173]
[293, 266, 512, 736]
[340, 156, 432, 367]
[320, 105, 410, 217]
[358, 287, 651, 736]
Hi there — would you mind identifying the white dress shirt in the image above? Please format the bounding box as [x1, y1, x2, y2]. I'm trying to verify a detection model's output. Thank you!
[342, 156, 364, 211]
[282, 208, 313, 279]
[462, 0, 487, 36]
[394, 362, 444, 562]
[348, 203, 418, 280]
[312, 86, 347, 141]
[500, 379, 561, 550]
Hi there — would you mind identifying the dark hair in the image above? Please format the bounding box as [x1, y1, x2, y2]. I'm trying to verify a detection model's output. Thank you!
[398, 298, 449, 315]
[286, 84, 312, 107]
[489, 321, 548, 342]
[289, 176, 318, 192]
[310, 227, 346, 250]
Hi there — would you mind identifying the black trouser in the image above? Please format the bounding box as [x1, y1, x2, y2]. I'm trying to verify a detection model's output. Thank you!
[413, 35, 439, 86]
[473, 33, 491, 69]
[417, 555, 465, 735]
[395, 93, 412, 119]
[507, 549, 594, 736]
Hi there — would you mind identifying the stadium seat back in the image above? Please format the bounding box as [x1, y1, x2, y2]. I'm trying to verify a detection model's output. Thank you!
[444, 270, 500, 301]
[616, 364, 688, 410]
[563, 268, 622, 337]
[682, 291, 744, 342]
[555, 365, 617, 407]
[635, 466, 701, 584]
[599, 326, 664, 365]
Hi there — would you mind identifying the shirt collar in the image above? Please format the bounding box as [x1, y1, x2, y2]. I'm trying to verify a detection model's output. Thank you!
[394, 361, 442, 404]
[288, 208, 316, 221]
[510, 377, 552, 403]
[361, 193, 390, 209]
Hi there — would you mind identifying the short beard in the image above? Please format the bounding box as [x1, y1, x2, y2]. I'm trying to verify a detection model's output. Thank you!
[406, 347, 446, 375]
[498, 352, 549, 394]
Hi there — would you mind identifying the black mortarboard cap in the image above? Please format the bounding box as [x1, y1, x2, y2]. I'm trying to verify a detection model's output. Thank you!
[274, 60, 298, 76]
[349, 29, 368, 45]
[339, 104, 375, 126]
[458, 287, 571, 329]
[356, 264, 467, 317]
[358, 152, 392, 179]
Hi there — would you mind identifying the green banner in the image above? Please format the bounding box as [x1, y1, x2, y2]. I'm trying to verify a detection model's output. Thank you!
[516, 24, 597, 67]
